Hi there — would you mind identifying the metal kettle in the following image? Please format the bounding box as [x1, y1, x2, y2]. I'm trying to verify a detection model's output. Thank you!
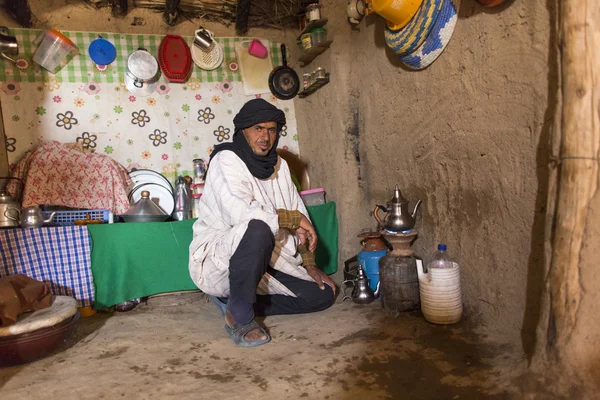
[20, 205, 55, 228]
[342, 265, 380, 304]
[374, 185, 422, 233]
[0, 177, 23, 228]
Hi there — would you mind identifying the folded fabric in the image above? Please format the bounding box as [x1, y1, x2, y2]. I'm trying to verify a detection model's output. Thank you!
[8, 140, 132, 215]
[0, 274, 53, 327]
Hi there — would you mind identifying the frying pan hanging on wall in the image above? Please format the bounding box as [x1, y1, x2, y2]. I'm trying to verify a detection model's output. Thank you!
[268, 44, 300, 100]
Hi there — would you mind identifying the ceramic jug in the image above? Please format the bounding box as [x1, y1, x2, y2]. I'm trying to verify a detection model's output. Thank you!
[416, 259, 463, 324]
[20, 206, 55, 228]
[374, 185, 422, 232]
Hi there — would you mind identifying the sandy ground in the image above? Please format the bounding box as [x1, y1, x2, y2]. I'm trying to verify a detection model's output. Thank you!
[0, 292, 562, 400]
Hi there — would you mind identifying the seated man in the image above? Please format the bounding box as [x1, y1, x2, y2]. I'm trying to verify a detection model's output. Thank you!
[189, 99, 336, 347]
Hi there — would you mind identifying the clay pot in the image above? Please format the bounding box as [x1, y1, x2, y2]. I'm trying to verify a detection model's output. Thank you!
[476, 0, 507, 7]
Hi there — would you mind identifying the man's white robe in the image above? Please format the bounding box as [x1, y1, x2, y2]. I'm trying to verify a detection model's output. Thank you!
[188, 150, 313, 298]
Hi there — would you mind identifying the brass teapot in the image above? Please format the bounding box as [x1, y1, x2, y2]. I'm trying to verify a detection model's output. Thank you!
[374, 185, 422, 233]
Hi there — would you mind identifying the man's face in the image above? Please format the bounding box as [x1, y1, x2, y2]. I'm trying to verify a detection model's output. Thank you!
[242, 121, 278, 156]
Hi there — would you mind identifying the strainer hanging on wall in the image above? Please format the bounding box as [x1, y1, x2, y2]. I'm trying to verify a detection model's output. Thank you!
[191, 28, 223, 71]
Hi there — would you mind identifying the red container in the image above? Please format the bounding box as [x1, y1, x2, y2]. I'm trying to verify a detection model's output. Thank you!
[158, 34, 193, 83]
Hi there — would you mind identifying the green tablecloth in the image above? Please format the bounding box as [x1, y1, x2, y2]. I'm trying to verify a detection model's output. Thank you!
[88, 202, 338, 309]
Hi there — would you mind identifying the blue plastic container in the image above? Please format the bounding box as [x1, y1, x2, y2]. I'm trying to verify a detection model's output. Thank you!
[358, 249, 387, 291]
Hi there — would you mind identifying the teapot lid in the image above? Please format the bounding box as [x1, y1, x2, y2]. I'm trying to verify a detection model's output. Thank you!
[390, 185, 407, 204]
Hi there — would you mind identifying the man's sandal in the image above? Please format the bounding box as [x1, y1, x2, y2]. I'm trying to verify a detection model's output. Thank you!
[209, 295, 271, 347]
[224, 319, 271, 347]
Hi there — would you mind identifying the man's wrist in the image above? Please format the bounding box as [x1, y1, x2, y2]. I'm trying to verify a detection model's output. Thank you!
[277, 209, 302, 230]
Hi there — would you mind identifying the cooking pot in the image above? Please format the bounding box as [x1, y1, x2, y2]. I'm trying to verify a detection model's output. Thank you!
[124, 48, 161, 97]
[121, 190, 170, 223]
[0, 177, 24, 228]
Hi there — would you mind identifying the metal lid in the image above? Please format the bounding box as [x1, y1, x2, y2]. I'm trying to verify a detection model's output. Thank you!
[124, 190, 168, 216]
[127, 49, 159, 80]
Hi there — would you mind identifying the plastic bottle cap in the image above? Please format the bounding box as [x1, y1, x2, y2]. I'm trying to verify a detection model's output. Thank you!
[438, 244, 447, 251]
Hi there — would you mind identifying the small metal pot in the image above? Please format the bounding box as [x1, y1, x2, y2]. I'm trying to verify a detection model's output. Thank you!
[124, 48, 160, 97]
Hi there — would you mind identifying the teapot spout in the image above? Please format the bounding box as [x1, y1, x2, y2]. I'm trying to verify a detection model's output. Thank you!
[374, 281, 381, 299]
[412, 199, 422, 221]
[43, 211, 56, 224]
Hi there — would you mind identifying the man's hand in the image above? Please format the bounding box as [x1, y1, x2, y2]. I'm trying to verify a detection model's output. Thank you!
[298, 214, 318, 252]
[305, 264, 336, 294]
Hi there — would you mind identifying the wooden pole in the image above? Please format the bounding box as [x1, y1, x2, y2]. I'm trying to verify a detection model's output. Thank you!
[3, 0, 33, 27]
[547, 0, 600, 350]
[111, 0, 128, 17]
[164, 0, 181, 25]
[235, 0, 252, 35]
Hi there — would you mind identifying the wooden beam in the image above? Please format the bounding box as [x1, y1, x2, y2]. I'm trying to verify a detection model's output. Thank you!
[548, 0, 600, 349]
[164, 0, 181, 25]
[3, 0, 33, 27]
[235, 0, 252, 35]
[111, 0, 127, 17]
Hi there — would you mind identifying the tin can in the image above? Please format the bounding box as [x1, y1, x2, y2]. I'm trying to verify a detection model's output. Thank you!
[313, 67, 326, 80]
[301, 33, 312, 51]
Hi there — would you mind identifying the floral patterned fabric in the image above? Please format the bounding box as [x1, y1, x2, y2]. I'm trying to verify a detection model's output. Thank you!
[0, 31, 300, 185]
[9, 141, 132, 214]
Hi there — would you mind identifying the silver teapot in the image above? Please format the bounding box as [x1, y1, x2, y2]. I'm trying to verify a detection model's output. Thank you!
[374, 185, 422, 233]
[20, 206, 55, 229]
[0, 177, 23, 228]
[342, 266, 380, 304]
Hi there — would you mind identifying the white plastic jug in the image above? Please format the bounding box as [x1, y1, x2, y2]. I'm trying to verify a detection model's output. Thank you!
[33, 29, 79, 74]
[417, 259, 463, 324]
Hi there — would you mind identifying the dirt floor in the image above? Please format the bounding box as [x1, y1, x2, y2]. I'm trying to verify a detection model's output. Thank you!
[0, 292, 561, 400]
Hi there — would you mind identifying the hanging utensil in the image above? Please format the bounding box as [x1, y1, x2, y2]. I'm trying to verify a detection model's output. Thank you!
[0, 27, 18, 64]
[268, 44, 300, 100]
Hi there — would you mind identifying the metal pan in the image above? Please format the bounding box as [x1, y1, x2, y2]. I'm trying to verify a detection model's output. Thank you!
[268, 44, 299, 100]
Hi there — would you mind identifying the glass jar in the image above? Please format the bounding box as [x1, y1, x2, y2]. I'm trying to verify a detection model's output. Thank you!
[302, 73, 312, 89]
[311, 28, 327, 46]
[305, 3, 321, 22]
[192, 158, 206, 181]
[313, 67, 326, 80]
[191, 193, 202, 218]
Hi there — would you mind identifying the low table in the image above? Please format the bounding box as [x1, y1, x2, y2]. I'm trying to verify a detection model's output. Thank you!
[0, 202, 339, 310]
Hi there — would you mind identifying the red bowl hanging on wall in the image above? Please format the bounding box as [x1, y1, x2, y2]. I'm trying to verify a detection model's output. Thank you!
[476, 0, 507, 6]
[158, 34, 193, 83]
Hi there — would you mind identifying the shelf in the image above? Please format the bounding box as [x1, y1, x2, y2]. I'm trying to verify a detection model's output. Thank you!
[298, 18, 329, 39]
[298, 75, 330, 98]
[298, 40, 334, 67]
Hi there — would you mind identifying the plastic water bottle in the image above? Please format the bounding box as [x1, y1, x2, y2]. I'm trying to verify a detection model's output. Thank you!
[429, 244, 453, 269]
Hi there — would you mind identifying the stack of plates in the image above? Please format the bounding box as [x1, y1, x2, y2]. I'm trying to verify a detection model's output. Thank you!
[127, 169, 175, 216]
